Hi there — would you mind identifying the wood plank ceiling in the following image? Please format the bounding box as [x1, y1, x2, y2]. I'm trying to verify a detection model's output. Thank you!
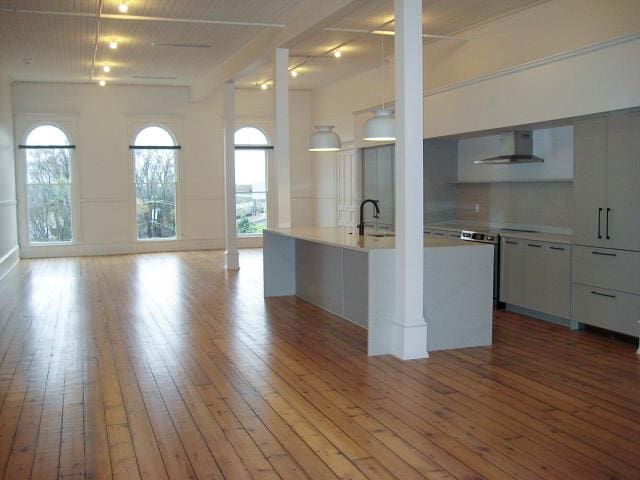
[0, 0, 544, 89]
[0, 0, 298, 86]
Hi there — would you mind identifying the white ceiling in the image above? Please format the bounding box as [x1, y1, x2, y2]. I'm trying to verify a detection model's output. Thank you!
[0, 0, 544, 90]
[0, 0, 299, 86]
[241, 0, 545, 90]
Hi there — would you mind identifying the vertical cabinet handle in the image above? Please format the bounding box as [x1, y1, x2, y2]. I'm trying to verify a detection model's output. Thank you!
[606, 208, 611, 240]
[597, 207, 602, 239]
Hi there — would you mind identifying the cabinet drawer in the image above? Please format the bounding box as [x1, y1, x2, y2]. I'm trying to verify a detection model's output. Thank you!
[572, 246, 640, 294]
[572, 284, 640, 337]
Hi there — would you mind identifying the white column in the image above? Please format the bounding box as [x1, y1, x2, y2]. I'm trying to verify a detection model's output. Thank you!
[393, 0, 427, 360]
[223, 81, 239, 270]
[273, 47, 291, 228]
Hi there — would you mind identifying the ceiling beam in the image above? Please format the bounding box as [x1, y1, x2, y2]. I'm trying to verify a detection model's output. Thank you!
[324, 27, 469, 41]
[190, 0, 370, 101]
[0, 7, 285, 28]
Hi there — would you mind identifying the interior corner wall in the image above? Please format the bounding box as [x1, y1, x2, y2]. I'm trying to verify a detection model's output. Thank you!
[0, 77, 19, 279]
[11, 82, 226, 258]
[9, 82, 311, 257]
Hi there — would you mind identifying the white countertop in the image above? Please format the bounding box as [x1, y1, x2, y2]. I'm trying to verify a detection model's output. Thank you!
[424, 223, 572, 245]
[497, 231, 572, 244]
[265, 227, 491, 252]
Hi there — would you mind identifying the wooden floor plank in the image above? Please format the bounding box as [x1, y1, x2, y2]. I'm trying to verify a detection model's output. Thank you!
[0, 250, 638, 480]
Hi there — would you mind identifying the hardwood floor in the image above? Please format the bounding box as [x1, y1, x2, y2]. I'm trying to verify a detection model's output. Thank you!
[0, 250, 638, 479]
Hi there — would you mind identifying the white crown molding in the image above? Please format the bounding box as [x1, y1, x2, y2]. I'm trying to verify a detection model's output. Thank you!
[424, 30, 640, 99]
[353, 31, 640, 115]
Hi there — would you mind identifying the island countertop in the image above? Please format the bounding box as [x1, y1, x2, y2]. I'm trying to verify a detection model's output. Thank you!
[265, 227, 490, 252]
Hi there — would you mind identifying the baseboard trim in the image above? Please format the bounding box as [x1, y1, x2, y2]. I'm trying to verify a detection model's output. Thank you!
[0, 245, 20, 283]
[505, 304, 576, 329]
[19, 239, 227, 259]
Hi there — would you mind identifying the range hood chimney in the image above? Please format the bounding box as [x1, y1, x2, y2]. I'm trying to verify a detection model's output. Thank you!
[474, 131, 544, 164]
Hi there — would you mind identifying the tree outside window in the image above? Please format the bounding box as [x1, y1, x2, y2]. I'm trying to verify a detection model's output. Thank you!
[235, 127, 269, 236]
[133, 126, 177, 240]
[24, 125, 73, 243]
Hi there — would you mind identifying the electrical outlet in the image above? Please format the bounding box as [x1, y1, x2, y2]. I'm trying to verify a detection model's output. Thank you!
[474, 203, 480, 213]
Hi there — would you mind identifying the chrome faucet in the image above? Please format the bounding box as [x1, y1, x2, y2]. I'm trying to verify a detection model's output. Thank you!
[358, 199, 380, 236]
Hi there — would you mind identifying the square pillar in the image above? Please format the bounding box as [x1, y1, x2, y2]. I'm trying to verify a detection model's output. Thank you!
[393, 0, 427, 359]
[223, 81, 239, 270]
[273, 47, 291, 228]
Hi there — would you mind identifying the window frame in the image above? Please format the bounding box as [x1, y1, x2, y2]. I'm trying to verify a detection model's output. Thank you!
[15, 116, 80, 248]
[234, 125, 272, 238]
[130, 123, 181, 242]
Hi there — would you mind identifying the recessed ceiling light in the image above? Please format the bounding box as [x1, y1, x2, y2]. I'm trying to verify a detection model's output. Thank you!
[333, 50, 342, 58]
[290, 70, 298, 78]
[260, 83, 268, 90]
[109, 40, 118, 49]
[98, 80, 106, 87]
[118, 3, 129, 13]
[102, 65, 111, 73]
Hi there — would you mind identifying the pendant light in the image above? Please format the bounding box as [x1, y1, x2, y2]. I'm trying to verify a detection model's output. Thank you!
[309, 125, 341, 152]
[363, 0, 395, 142]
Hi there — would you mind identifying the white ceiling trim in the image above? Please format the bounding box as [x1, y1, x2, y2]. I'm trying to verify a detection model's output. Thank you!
[323, 27, 469, 41]
[0, 7, 286, 28]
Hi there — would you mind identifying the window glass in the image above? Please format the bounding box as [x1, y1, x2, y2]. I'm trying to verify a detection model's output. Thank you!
[235, 127, 268, 235]
[134, 126, 177, 240]
[25, 125, 73, 243]
[235, 126, 268, 146]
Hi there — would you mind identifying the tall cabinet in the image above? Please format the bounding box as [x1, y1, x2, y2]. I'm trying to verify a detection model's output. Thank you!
[573, 112, 640, 251]
[571, 111, 640, 337]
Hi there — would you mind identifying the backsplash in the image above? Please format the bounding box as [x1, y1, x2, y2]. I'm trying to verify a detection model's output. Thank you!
[455, 181, 574, 233]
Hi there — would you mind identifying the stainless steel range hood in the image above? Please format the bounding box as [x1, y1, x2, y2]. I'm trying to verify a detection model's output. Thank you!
[474, 131, 544, 164]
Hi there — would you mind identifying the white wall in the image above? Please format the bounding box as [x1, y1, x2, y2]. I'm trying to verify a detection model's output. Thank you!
[11, 83, 311, 257]
[0, 77, 19, 279]
[311, 0, 640, 141]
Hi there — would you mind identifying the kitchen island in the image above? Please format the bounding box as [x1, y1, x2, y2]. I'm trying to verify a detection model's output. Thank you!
[263, 227, 494, 357]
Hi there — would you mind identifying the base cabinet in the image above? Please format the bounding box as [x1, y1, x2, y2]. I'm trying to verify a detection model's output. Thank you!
[500, 238, 571, 319]
[571, 245, 640, 337]
[572, 284, 639, 337]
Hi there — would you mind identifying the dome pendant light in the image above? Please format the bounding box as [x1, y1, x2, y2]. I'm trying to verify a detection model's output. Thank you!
[363, 108, 395, 141]
[364, 0, 396, 142]
[309, 125, 341, 152]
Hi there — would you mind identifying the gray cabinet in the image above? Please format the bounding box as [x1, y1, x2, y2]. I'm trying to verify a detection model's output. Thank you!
[573, 112, 640, 251]
[571, 245, 640, 336]
[523, 242, 571, 318]
[362, 145, 394, 228]
[500, 238, 525, 306]
[605, 112, 640, 251]
[572, 284, 639, 337]
[500, 237, 571, 319]
[573, 117, 607, 247]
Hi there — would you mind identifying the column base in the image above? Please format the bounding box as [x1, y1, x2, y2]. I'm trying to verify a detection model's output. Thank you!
[225, 251, 240, 271]
[392, 319, 429, 360]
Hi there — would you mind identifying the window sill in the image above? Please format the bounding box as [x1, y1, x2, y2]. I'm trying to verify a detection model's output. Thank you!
[136, 237, 178, 242]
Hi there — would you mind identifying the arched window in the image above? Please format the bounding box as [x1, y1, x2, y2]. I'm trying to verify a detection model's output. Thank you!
[23, 125, 74, 243]
[132, 126, 178, 240]
[234, 127, 271, 236]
